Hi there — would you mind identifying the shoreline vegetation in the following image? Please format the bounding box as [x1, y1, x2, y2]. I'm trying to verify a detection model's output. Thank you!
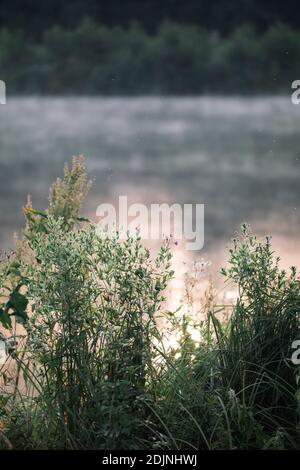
[1, 20, 300, 95]
[0, 157, 300, 450]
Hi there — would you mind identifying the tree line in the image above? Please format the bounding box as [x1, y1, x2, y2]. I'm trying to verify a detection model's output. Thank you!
[1, 20, 299, 95]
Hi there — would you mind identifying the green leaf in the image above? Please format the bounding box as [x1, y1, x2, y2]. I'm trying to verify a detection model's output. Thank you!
[29, 208, 48, 218]
[0, 307, 12, 329]
[7, 290, 29, 323]
[8, 261, 21, 277]
[9, 290, 28, 311]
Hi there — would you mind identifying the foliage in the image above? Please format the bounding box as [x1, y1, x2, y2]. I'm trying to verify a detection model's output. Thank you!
[148, 225, 300, 450]
[1, 20, 300, 94]
[1, 162, 300, 449]
[16, 217, 173, 449]
[219, 224, 300, 444]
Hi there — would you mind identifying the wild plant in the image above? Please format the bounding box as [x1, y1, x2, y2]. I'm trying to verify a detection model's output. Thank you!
[17, 217, 173, 449]
[1, 160, 300, 450]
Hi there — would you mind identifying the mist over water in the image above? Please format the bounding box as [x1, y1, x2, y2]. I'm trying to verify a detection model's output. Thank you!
[1, 96, 300, 284]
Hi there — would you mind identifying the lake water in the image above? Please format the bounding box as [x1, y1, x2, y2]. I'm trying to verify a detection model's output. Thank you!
[1, 96, 300, 290]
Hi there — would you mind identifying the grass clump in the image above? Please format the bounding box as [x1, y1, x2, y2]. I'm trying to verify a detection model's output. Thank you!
[1, 159, 300, 449]
[155, 225, 300, 450]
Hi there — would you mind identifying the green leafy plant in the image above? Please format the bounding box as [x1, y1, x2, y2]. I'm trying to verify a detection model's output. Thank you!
[2, 162, 300, 450]
[15, 217, 173, 449]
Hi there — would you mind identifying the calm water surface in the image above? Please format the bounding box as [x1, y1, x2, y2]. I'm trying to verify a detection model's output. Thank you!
[1, 97, 300, 286]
